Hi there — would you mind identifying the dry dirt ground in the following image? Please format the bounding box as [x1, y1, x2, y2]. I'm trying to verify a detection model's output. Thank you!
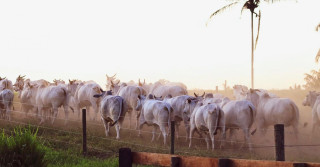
[1, 89, 320, 163]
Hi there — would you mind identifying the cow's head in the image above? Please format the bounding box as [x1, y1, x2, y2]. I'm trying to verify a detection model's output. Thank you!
[194, 92, 205, 102]
[204, 93, 213, 99]
[303, 91, 320, 107]
[183, 97, 201, 121]
[14, 75, 25, 92]
[245, 89, 260, 107]
[136, 95, 146, 111]
[109, 80, 121, 93]
[67, 79, 79, 96]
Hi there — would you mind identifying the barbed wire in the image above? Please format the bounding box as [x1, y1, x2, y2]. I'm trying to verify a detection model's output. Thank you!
[7, 106, 302, 133]
[1, 116, 319, 153]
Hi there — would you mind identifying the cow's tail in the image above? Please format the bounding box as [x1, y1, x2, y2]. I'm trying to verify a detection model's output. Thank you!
[165, 104, 173, 128]
[110, 97, 123, 126]
[248, 103, 256, 127]
[60, 87, 70, 109]
[290, 102, 300, 127]
[248, 103, 257, 135]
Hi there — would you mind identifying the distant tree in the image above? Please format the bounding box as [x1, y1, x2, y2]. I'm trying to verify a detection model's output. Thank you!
[304, 69, 320, 90]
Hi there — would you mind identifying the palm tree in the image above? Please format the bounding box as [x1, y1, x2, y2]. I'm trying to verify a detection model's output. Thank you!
[315, 23, 320, 63]
[207, 0, 278, 89]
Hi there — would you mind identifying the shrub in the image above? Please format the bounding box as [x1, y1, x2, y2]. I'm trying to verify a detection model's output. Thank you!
[0, 127, 47, 167]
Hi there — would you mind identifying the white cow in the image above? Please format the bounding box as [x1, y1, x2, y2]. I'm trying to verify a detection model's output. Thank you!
[189, 103, 225, 150]
[34, 83, 69, 124]
[303, 91, 320, 133]
[220, 97, 256, 150]
[164, 93, 204, 140]
[94, 90, 127, 139]
[136, 95, 171, 145]
[110, 84, 146, 129]
[15, 77, 50, 117]
[0, 89, 14, 120]
[246, 89, 299, 137]
[233, 85, 278, 100]
[68, 81, 103, 121]
[141, 80, 188, 98]
[0, 78, 14, 91]
[233, 85, 248, 100]
[203, 93, 224, 106]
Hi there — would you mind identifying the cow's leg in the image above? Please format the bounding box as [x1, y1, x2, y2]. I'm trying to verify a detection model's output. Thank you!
[209, 130, 215, 151]
[5, 104, 11, 121]
[91, 102, 98, 121]
[156, 126, 162, 141]
[63, 105, 69, 125]
[175, 121, 180, 139]
[189, 123, 196, 148]
[51, 106, 59, 124]
[184, 119, 190, 141]
[135, 109, 141, 130]
[76, 105, 81, 120]
[205, 134, 210, 150]
[159, 125, 167, 146]
[243, 128, 252, 151]
[21, 104, 28, 117]
[38, 106, 45, 124]
[151, 126, 157, 142]
[37, 106, 42, 120]
[115, 122, 120, 140]
[138, 116, 145, 137]
[229, 128, 236, 145]
[101, 117, 110, 137]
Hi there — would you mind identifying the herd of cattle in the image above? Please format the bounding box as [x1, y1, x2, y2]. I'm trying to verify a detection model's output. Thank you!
[0, 74, 318, 151]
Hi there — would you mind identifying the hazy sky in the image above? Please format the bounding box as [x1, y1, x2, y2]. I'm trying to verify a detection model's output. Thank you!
[0, 0, 319, 90]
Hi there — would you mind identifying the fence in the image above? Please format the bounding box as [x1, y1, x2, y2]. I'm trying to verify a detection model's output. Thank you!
[119, 150, 320, 167]
[2, 101, 320, 166]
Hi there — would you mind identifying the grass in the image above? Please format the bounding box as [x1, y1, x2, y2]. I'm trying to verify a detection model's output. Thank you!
[45, 148, 118, 167]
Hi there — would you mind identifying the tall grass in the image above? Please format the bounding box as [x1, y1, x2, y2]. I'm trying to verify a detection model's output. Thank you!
[0, 126, 47, 166]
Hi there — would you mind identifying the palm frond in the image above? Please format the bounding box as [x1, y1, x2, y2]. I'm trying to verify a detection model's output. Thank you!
[206, 1, 240, 26]
[315, 49, 320, 63]
[255, 10, 261, 50]
[241, 1, 250, 15]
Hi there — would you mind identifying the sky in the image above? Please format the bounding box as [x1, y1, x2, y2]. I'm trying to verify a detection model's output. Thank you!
[0, 0, 319, 90]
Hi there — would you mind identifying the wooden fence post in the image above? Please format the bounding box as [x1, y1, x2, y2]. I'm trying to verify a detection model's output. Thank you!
[293, 163, 307, 167]
[219, 158, 230, 167]
[170, 121, 175, 154]
[274, 124, 285, 161]
[171, 156, 180, 167]
[119, 148, 132, 167]
[82, 108, 87, 156]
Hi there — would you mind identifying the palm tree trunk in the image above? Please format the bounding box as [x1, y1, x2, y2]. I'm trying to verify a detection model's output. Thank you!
[251, 12, 254, 89]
